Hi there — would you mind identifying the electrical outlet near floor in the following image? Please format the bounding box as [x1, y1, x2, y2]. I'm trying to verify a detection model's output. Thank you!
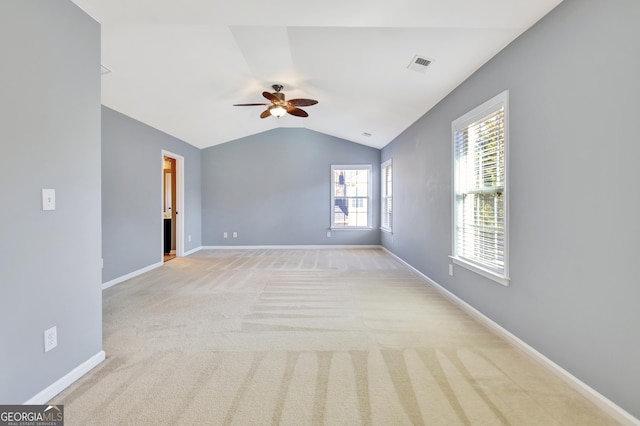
[449, 264, 454, 276]
[44, 326, 57, 352]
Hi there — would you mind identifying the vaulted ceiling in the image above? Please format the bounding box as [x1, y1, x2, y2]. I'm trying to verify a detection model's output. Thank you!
[71, 0, 563, 149]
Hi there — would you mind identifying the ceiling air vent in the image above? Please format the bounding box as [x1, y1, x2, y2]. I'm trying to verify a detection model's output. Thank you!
[407, 55, 432, 74]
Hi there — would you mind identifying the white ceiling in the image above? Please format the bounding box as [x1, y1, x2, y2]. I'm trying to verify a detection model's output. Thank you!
[71, 0, 563, 149]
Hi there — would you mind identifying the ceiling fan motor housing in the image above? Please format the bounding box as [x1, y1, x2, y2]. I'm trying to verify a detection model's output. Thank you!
[272, 84, 285, 101]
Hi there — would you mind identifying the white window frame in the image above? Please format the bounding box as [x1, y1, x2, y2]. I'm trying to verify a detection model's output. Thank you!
[381, 159, 393, 233]
[330, 164, 372, 230]
[450, 91, 510, 286]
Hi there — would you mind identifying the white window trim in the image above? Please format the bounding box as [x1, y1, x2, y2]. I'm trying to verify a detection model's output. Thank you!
[380, 159, 393, 233]
[330, 164, 373, 230]
[450, 90, 510, 286]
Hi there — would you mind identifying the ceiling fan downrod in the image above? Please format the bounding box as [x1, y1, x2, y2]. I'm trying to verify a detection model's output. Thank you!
[272, 84, 285, 102]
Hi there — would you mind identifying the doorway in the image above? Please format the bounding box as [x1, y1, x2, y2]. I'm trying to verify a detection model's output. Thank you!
[162, 151, 184, 262]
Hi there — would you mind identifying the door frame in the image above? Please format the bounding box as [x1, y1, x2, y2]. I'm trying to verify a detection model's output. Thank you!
[161, 150, 185, 258]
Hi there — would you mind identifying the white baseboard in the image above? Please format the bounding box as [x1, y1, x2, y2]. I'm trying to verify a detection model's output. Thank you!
[199, 245, 382, 250]
[24, 351, 105, 405]
[183, 246, 202, 256]
[382, 248, 640, 426]
[102, 261, 163, 290]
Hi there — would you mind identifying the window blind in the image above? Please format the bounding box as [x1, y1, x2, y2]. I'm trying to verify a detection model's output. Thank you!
[381, 160, 392, 231]
[454, 102, 506, 274]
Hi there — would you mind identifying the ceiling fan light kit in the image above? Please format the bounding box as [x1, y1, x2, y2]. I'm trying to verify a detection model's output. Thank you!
[269, 105, 287, 118]
[233, 84, 318, 119]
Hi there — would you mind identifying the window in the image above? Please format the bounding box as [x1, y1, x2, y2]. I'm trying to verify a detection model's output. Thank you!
[381, 159, 392, 232]
[451, 91, 509, 285]
[331, 165, 372, 228]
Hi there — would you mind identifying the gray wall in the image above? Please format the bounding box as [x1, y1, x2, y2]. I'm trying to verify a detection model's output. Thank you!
[102, 107, 202, 283]
[381, 0, 640, 418]
[202, 128, 381, 246]
[0, 1, 102, 403]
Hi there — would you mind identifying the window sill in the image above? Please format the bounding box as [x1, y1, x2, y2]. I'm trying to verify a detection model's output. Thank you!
[330, 227, 373, 231]
[449, 256, 510, 287]
[380, 227, 392, 234]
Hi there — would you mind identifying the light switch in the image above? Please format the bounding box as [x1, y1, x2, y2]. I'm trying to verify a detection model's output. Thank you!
[42, 189, 55, 211]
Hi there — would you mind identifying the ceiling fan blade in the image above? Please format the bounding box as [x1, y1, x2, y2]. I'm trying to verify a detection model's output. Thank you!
[233, 103, 268, 106]
[263, 91, 279, 102]
[287, 106, 309, 117]
[288, 98, 318, 107]
[260, 109, 271, 119]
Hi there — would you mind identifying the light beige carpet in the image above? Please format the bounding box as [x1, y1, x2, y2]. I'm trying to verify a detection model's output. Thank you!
[52, 248, 617, 425]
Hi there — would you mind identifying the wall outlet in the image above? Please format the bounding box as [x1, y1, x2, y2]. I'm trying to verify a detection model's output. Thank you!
[188, 235, 192, 242]
[223, 232, 228, 239]
[326, 231, 331, 238]
[232, 232, 237, 238]
[44, 326, 57, 352]
[449, 264, 454, 276]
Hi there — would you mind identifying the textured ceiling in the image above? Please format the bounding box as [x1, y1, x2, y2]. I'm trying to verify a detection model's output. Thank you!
[72, 0, 563, 149]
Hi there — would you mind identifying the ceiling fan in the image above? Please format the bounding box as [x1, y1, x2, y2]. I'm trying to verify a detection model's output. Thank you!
[233, 84, 318, 119]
